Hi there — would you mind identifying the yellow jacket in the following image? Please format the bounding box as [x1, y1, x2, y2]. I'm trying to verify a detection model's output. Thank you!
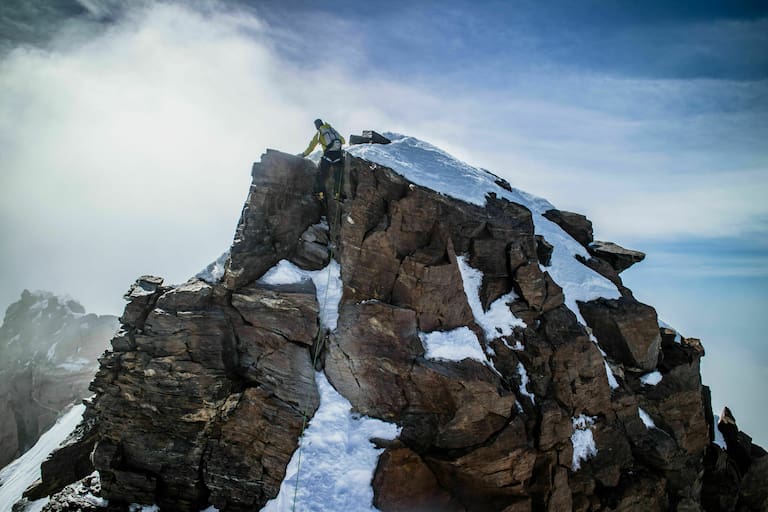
[302, 123, 346, 156]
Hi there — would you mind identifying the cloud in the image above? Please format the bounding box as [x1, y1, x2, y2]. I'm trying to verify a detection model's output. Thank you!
[0, 0, 766, 317]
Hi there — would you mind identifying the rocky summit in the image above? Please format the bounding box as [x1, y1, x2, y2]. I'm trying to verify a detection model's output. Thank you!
[0, 291, 118, 469]
[20, 135, 766, 511]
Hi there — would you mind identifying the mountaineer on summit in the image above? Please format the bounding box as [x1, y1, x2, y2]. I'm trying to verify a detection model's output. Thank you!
[300, 118, 346, 198]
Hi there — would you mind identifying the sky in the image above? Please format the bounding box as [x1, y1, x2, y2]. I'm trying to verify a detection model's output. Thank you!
[0, 0, 766, 444]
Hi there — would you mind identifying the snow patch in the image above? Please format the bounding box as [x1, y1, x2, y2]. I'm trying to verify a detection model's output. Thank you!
[129, 505, 159, 512]
[347, 134, 621, 325]
[713, 415, 727, 449]
[456, 255, 525, 339]
[419, 327, 486, 363]
[658, 319, 682, 343]
[196, 250, 230, 284]
[640, 371, 662, 386]
[259, 259, 342, 331]
[262, 372, 400, 512]
[638, 407, 656, 429]
[571, 415, 598, 471]
[57, 357, 92, 372]
[603, 360, 620, 390]
[589, 334, 620, 390]
[0, 405, 85, 508]
[517, 362, 536, 404]
[46, 341, 59, 361]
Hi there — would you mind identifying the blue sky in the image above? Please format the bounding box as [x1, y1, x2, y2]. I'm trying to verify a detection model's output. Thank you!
[0, 0, 766, 442]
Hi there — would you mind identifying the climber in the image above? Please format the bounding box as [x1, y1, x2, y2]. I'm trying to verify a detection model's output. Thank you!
[299, 118, 346, 199]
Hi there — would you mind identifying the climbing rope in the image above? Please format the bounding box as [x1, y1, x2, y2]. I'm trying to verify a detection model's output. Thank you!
[291, 157, 346, 512]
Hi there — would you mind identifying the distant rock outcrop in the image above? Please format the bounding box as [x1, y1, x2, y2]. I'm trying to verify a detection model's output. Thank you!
[26, 138, 766, 511]
[0, 291, 118, 469]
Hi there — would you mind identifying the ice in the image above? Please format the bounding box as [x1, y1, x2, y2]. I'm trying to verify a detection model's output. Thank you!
[419, 327, 486, 363]
[347, 135, 621, 325]
[262, 372, 400, 512]
[638, 407, 657, 429]
[571, 414, 598, 470]
[259, 259, 342, 331]
[0, 405, 85, 509]
[640, 371, 662, 386]
[456, 255, 525, 339]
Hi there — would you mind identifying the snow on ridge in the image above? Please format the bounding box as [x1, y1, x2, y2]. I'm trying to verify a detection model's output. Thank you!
[347, 134, 621, 326]
[263, 372, 400, 512]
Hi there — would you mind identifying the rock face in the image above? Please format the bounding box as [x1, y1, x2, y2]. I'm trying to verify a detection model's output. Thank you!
[0, 291, 118, 469]
[588, 241, 645, 273]
[29, 145, 765, 511]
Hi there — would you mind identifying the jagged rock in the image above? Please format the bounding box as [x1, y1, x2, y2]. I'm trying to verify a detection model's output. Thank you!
[121, 275, 165, 329]
[542, 209, 593, 247]
[701, 445, 740, 511]
[739, 455, 768, 511]
[88, 273, 320, 510]
[325, 301, 514, 451]
[225, 150, 322, 289]
[513, 262, 564, 313]
[373, 447, 461, 511]
[535, 235, 554, 266]
[291, 222, 331, 270]
[204, 386, 318, 511]
[426, 416, 537, 509]
[24, 408, 98, 500]
[30, 141, 760, 512]
[0, 291, 117, 468]
[588, 241, 645, 273]
[392, 252, 474, 331]
[718, 407, 755, 474]
[578, 297, 661, 371]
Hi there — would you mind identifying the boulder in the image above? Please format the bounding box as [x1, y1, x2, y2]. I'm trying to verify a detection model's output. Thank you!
[543, 209, 593, 247]
[588, 241, 645, 273]
[578, 297, 661, 371]
[225, 150, 322, 289]
[373, 447, 461, 511]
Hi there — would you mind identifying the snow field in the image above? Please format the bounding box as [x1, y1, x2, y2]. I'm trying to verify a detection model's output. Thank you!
[0, 404, 86, 511]
[262, 372, 400, 512]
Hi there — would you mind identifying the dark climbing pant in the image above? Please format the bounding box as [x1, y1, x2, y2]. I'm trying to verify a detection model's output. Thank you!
[317, 150, 344, 196]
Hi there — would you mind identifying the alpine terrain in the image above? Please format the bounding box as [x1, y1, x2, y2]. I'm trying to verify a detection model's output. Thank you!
[5, 133, 766, 511]
[0, 291, 118, 469]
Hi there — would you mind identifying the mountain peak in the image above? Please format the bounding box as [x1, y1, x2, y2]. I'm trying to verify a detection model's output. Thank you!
[15, 136, 767, 511]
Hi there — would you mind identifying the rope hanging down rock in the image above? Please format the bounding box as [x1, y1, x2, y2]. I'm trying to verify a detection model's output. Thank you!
[291, 158, 346, 512]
